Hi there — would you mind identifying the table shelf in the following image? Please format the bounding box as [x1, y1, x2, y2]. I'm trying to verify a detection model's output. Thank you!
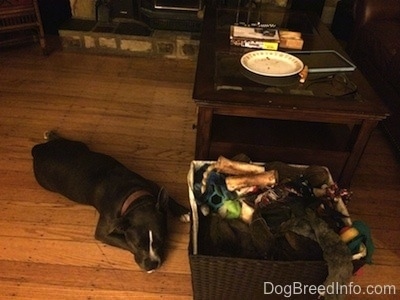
[207, 115, 352, 179]
[211, 116, 353, 152]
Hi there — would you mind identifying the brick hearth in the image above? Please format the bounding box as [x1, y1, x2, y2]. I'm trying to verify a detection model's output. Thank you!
[59, 19, 200, 59]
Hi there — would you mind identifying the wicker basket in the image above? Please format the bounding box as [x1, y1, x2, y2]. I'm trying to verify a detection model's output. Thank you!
[187, 160, 330, 300]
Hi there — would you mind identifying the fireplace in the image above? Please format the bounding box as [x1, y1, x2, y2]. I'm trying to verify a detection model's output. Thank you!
[94, 0, 204, 31]
[95, 0, 137, 21]
[60, 0, 202, 58]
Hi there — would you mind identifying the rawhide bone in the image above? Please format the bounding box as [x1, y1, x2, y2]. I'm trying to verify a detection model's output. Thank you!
[213, 156, 265, 175]
[201, 156, 267, 193]
[264, 161, 332, 187]
[225, 170, 277, 192]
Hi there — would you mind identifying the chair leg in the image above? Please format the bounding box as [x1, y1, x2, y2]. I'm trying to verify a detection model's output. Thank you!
[33, 0, 48, 55]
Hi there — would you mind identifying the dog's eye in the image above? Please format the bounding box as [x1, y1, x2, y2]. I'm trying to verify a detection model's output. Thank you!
[133, 234, 150, 250]
[124, 229, 142, 248]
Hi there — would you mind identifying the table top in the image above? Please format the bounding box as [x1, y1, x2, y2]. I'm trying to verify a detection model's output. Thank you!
[193, 5, 389, 121]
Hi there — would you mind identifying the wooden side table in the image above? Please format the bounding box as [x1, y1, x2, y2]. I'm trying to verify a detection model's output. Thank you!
[0, 0, 46, 53]
[192, 6, 389, 187]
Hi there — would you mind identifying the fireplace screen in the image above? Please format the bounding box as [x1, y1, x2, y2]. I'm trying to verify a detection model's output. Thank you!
[95, 0, 204, 31]
[154, 0, 203, 11]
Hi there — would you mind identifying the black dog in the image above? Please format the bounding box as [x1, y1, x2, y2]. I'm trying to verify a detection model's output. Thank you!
[31, 131, 190, 272]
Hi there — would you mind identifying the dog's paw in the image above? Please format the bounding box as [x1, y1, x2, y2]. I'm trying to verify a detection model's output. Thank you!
[179, 213, 191, 223]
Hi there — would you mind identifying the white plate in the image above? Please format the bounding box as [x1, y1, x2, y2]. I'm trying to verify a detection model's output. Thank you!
[240, 50, 304, 77]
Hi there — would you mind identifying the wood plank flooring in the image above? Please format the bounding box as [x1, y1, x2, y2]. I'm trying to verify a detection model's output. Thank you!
[0, 41, 399, 299]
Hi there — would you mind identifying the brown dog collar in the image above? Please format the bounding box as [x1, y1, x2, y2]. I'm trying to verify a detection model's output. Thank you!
[121, 190, 153, 216]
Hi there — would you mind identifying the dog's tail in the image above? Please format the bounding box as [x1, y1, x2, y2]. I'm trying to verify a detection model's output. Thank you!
[43, 130, 60, 141]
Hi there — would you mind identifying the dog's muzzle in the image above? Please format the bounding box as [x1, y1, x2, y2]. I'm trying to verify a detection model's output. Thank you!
[138, 230, 162, 273]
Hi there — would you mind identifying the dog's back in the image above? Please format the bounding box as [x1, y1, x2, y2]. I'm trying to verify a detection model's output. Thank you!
[31, 132, 141, 207]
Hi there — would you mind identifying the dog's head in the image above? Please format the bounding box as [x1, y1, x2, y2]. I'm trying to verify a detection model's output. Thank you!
[114, 190, 169, 272]
[124, 213, 168, 272]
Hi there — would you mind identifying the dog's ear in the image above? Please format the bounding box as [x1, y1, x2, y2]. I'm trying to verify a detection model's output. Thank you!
[156, 187, 169, 213]
[109, 217, 130, 234]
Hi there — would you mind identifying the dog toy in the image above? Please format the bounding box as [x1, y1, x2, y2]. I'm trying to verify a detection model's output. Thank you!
[218, 199, 242, 219]
[199, 171, 237, 211]
[339, 220, 374, 263]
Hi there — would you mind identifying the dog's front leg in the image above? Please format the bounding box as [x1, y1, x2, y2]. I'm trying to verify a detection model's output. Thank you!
[94, 215, 131, 251]
[168, 197, 191, 223]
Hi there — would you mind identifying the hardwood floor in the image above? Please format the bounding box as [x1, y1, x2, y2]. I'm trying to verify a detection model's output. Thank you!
[0, 40, 399, 299]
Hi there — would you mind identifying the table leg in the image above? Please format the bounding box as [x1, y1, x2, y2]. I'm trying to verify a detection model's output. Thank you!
[339, 119, 378, 187]
[195, 106, 213, 159]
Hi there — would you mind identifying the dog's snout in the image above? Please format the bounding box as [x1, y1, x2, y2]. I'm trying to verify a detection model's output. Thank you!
[144, 258, 161, 273]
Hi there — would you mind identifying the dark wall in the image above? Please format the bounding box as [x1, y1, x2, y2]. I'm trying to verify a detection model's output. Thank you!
[38, 0, 72, 34]
[219, 0, 326, 17]
[331, 0, 354, 41]
[290, 0, 326, 17]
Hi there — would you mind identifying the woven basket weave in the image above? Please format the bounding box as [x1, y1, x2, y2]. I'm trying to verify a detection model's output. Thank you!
[188, 161, 329, 300]
[189, 250, 328, 300]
